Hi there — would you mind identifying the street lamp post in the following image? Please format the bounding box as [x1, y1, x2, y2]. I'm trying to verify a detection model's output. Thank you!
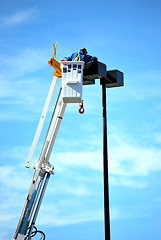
[101, 78, 110, 239]
[83, 61, 124, 240]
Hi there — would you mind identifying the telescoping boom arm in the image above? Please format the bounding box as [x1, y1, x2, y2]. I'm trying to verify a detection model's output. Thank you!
[12, 44, 84, 240]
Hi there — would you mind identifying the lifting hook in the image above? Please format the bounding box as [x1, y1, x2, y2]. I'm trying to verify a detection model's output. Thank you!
[78, 100, 84, 114]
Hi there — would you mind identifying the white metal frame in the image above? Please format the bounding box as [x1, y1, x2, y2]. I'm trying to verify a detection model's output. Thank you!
[13, 63, 83, 240]
[25, 75, 59, 168]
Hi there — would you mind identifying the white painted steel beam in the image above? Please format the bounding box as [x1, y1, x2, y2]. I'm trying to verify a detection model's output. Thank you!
[45, 98, 67, 164]
[25, 76, 58, 168]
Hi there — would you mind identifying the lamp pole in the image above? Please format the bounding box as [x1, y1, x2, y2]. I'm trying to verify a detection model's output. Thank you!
[101, 78, 110, 240]
[84, 61, 123, 240]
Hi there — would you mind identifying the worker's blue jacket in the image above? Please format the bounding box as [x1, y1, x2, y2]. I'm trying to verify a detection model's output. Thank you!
[66, 50, 98, 64]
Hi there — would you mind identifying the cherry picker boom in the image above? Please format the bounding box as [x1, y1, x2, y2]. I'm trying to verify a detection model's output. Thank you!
[12, 44, 84, 240]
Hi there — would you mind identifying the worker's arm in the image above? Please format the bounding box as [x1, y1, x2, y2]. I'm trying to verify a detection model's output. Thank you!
[65, 53, 78, 61]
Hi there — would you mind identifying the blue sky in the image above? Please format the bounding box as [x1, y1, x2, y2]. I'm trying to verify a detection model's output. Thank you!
[0, 0, 161, 239]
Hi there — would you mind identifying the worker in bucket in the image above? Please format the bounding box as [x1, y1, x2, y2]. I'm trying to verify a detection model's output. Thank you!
[66, 48, 98, 64]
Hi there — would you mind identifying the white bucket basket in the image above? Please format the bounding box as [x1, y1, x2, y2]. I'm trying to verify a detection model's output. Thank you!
[61, 61, 84, 103]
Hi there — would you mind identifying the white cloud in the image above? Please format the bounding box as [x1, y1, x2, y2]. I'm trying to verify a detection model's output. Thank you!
[107, 69, 161, 103]
[0, 76, 46, 116]
[0, 8, 39, 27]
[1, 48, 48, 78]
[37, 198, 104, 226]
[0, 145, 29, 162]
[130, 87, 161, 102]
[109, 175, 147, 188]
[0, 126, 161, 233]
[0, 47, 54, 120]
[1, 126, 161, 194]
[0, 165, 31, 191]
[53, 150, 103, 171]
[51, 137, 161, 179]
[52, 181, 90, 197]
[109, 140, 161, 177]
